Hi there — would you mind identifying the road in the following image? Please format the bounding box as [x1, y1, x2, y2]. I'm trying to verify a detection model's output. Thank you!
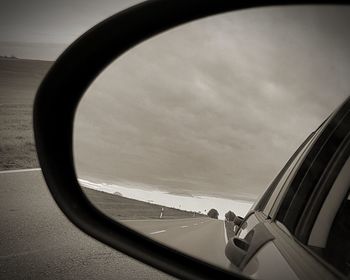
[123, 218, 229, 268]
[0, 169, 229, 279]
[0, 170, 174, 280]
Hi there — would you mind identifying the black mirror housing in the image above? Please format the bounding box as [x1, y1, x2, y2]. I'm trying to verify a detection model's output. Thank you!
[33, 1, 348, 279]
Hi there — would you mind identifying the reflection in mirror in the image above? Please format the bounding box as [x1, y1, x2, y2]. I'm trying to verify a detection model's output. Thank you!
[74, 6, 350, 274]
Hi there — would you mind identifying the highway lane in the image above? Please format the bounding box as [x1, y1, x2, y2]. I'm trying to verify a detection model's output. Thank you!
[0, 170, 175, 280]
[0, 169, 230, 279]
[123, 218, 229, 269]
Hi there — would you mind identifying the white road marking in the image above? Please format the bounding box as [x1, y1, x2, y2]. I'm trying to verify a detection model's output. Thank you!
[122, 217, 198, 222]
[223, 221, 228, 244]
[180, 225, 188, 228]
[0, 168, 41, 174]
[193, 223, 198, 226]
[149, 230, 166, 235]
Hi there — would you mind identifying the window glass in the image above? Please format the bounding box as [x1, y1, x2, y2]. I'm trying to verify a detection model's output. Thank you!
[269, 128, 325, 218]
[308, 152, 350, 276]
[325, 189, 350, 276]
[263, 132, 316, 217]
[277, 109, 350, 234]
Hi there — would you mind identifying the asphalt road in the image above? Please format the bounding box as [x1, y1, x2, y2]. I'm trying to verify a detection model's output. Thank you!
[0, 169, 175, 280]
[123, 218, 229, 269]
[0, 169, 229, 279]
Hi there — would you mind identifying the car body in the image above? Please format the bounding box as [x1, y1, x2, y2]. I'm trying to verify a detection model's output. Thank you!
[225, 97, 350, 279]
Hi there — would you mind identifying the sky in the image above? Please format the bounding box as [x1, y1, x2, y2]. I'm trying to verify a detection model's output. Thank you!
[1, 2, 349, 201]
[70, 5, 350, 201]
[0, 0, 141, 60]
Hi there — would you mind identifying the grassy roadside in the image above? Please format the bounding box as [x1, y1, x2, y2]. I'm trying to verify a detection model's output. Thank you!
[0, 58, 53, 169]
[84, 187, 204, 220]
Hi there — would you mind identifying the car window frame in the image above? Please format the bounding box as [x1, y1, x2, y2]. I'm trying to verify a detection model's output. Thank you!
[268, 123, 330, 220]
[254, 131, 315, 215]
[296, 120, 350, 242]
[257, 115, 330, 219]
[260, 97, 350, 280]
[275, 97, 350, 235]
[263, 132, 317, 218]
[255, 113, 332, 219]
[241, 98, 350, 279]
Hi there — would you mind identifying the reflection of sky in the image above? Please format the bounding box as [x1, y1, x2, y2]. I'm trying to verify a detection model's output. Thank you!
[79, 179, 253, 220]
[75, 7, 350, 199]
[3, 2, 348, 202]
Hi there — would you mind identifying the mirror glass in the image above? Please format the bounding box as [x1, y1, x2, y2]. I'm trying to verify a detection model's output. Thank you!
[74, 6, 350, 274]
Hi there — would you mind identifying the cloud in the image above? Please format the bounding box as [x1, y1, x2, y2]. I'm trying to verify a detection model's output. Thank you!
[74, 6, 350, 200]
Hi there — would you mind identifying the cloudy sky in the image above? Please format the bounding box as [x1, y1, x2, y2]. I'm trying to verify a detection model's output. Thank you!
[1, 1, 349, 201]
[0, 0, 141, 60]
[71, 5, 350, 200]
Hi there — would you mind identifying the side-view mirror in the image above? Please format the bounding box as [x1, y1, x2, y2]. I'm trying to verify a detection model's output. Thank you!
[33, 1, 350, 280]
[225, 237, 250, 268]
[225, 224, 274, 269]
[234, 216, 245, 227]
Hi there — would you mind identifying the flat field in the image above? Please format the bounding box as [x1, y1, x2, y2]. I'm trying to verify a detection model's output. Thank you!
[0, 58, 52, 169]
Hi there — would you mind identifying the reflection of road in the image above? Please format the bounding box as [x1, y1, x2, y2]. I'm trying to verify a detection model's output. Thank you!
[123, 217, 229, 269]
[0, 170, 174, 279]
[0, 168, 230, 279]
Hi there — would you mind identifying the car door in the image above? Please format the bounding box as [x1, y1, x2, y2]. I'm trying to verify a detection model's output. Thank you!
[226, 97, 350, 279]
[226, 130, 320, 280]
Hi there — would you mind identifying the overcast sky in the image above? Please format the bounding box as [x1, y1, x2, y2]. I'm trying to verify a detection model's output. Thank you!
[71, 5, 350, 200]
[1, 2, 349, 200]
[0, 0, 141, 60]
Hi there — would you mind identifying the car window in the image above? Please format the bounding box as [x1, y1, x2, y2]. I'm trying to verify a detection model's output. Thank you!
[325, 189, 350, 275]
[255, 132, 315, 215]
[268, 125, 328, 219]
[276, 103, 350, 234]
[257, 116, 331, 218]
[262, 126, 323, 218]
[308, 153, 350, 276]
[262, 137, 312, 217]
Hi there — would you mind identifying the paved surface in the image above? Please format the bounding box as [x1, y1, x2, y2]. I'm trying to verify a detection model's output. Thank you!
[0, 169, 230, 279]
[124, 218, 229, 269]
[0, 170, 175, 280]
